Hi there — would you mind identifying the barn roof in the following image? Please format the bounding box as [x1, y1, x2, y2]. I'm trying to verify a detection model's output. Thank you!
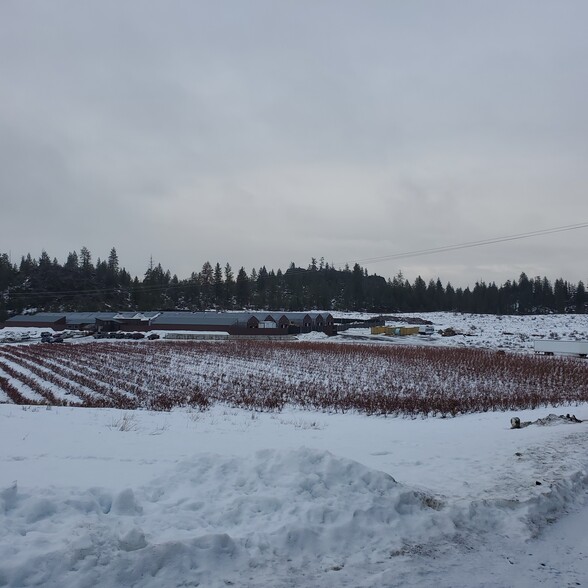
[66, 312, 118, 323]
[112, 312, 159, 320]
[149, 314, 240, 326]
[6, 313, 66, 324]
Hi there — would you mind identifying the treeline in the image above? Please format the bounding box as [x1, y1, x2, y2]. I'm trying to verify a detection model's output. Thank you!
[0, 248, 586, 320]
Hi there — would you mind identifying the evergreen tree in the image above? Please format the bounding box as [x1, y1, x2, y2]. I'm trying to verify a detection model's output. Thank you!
[80, 247, 93, 273]
[413, 276, 427, 311]
[444, 282, 455, 311]
[351, 263, 364, 309]
[199, 261, 214, 308]
[235, 267, 249, 308]
[224, 263, 235, 308]
[213, 263, 224, 307]
[64, 251, 79, 271]
[554, 279, 568, 313]
[0, 253, 16, 292]
[256, 266, 269, 308]
[575, 281, 586, 313]
[518, 273, 533, 314]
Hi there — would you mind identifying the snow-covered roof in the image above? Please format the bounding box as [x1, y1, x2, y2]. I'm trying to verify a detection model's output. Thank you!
[112, 312, 159, 320]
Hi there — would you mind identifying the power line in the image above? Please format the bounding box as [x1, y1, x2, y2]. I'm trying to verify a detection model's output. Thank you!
[4, 221, 587, 299]
[4, 282, 189, 300]
[333, 221, 588, 267]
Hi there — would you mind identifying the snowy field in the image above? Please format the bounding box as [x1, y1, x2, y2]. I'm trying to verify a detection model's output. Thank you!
[1, 312, 588, 587]
[335, 311, 588, 352]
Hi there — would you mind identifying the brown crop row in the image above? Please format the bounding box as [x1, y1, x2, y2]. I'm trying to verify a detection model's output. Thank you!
[0, 375, 43, 405]
[0, 340, 586, 417]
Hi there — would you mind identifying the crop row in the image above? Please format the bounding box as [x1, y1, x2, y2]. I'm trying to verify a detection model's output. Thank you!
[0, 340, 586, 417]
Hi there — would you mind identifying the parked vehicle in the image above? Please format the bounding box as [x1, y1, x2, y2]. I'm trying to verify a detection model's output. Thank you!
[147, 333, 160, 340]
[418, 325, 435, 335]
[534, 340, 588, 357]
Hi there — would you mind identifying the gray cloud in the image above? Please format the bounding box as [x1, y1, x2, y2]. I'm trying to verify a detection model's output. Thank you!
[1, 0, 587, 286]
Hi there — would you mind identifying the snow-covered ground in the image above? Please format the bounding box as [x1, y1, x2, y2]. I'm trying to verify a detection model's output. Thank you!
[333, 311, 588, 352]
[1, 404, 587, 587]
[1, 312, 588, 586]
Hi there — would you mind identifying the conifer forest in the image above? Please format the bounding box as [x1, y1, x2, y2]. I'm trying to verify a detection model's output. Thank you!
[0, 248, 586, 320]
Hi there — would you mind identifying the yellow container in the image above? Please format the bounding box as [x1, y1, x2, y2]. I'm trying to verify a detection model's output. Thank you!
[371, 325, 419, 336]
[371, 326, 388, 335]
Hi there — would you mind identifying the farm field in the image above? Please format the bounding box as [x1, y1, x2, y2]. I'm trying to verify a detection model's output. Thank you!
[1, 312, 588, 587]
[0, 340, 587, 416]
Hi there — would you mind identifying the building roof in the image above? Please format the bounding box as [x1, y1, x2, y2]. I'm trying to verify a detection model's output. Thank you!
[66, 312, 118, 323]
[6, 313, 66, 324]
[113, 312, 159, 320]
[149, 314, 240, 326]
[4, 310, 332, 328]
[226, 312, 276, 322]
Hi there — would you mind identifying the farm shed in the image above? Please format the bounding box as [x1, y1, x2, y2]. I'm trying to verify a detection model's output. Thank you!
[67, 312, 118, 331]
[66, 312, 159, 332]
[149, 313, 239, 332]
[3, 313, 67, 330]
[280, 312, 335, 334]
[1, 310, 335, 336]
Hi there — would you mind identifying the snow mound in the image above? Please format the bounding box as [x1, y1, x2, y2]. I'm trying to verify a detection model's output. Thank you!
[146, 448, 451, 551]
[0, 449, 451, 587]
[1, 446, 587, 587]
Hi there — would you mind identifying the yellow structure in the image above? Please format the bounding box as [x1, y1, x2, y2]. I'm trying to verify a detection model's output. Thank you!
[370, 326, 420, 336]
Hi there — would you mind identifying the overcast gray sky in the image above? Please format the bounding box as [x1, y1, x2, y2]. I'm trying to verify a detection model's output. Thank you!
[1, 0, 587, 287]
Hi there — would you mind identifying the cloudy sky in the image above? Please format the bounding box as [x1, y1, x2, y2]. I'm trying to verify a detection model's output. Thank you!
[1, 0, 587, 287]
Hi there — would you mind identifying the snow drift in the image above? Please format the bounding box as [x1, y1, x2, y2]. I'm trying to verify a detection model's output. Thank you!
[2, 443, 587, 588]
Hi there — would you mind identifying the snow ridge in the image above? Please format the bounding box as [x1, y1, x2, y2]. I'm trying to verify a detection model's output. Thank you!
[2, 443, 588, 588]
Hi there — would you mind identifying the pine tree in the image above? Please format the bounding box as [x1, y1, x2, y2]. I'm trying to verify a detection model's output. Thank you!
[575, 281, 586, 313]
[213, 263, 224, 307]
[80, 247, 93, 273]
[236, 267, 249, 308]
[224, 263, 235, 308]
[107, 248, 119, 276]
[199, 261, 214, 308]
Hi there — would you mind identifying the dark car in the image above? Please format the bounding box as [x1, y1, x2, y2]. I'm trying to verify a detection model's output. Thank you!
[146, 333, 160, 340]
[130, 332, 145, 339]
[51, 336, 64, 343]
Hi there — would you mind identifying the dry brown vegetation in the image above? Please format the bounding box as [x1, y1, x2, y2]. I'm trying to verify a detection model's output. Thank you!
[0, 341, 587, 417]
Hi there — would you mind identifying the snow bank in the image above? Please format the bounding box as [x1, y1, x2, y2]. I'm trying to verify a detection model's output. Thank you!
[2, 434, 588, 587]
[0, 449, 452, 587]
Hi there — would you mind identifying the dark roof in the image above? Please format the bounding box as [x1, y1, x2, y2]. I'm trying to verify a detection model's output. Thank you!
[66, 312, 118, 323]
[150, 314, 240, 326]
[289, 312, 332, 319]
[6, 313, 66, 324]
[228, 312, 276, 322]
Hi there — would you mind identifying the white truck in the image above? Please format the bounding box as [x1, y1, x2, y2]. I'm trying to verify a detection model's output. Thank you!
[534, 340, 588, 357]
[418, 325, 435, 335]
